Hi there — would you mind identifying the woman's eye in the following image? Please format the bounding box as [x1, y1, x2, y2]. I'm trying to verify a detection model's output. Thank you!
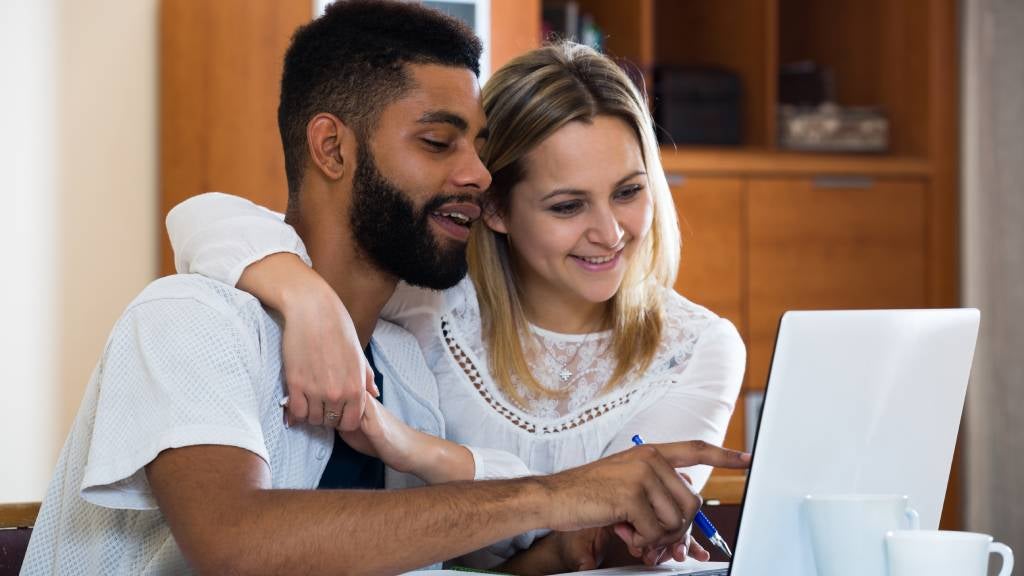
[550, 201, 583, 215]
[615, 184, 644, 201]
[421, 138, 450, 151]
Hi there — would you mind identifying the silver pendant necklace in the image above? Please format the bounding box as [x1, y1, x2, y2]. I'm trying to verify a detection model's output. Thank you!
[538, 331, 592, 384]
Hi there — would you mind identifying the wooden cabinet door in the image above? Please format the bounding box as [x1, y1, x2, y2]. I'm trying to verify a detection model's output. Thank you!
[160, 0, 312, 276]
[745, 176, 928, 391]
[672, 176, 745, 330]
[670, 175, 746, 454]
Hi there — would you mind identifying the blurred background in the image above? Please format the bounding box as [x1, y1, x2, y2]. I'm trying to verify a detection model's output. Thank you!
[1, 0, 1021, 560]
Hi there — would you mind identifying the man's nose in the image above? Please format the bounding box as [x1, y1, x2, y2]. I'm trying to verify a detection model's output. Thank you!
[451, 148, 492, 194]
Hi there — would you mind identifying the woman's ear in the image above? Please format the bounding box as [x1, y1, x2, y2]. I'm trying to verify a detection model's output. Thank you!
[482, 202, 508, 234]
[306, 113, 350, 181]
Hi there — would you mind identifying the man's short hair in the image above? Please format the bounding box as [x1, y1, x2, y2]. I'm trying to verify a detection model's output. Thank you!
[278, 0, 482, 205]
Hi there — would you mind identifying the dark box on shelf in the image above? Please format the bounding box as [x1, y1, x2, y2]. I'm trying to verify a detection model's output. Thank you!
[778, 61, 835, 106]
[654, 67, 742, 146]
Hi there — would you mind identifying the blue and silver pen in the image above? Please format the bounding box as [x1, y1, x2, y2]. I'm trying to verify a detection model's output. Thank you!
[631, 434, 733, 559]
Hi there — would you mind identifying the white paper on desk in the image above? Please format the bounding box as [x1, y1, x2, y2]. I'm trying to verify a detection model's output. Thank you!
[399, 559, 729, 575]
[550, 558, 730, 575]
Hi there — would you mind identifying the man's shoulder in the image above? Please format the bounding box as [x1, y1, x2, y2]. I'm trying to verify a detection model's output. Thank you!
[113, 274, 276, 360]
[128, 274, 262, 317]
[123, 274, 275, 332]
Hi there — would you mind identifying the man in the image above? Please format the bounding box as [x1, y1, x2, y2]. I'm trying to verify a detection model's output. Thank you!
[22, 2, 747, 574]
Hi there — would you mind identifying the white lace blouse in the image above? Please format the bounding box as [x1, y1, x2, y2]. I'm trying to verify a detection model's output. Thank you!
[166, 193, 746, 492]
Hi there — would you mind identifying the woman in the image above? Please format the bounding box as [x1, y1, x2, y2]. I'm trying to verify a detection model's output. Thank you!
[168, 41, 744, 570]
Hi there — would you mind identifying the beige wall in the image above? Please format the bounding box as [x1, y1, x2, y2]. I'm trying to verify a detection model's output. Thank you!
[0, 0, 159, 503]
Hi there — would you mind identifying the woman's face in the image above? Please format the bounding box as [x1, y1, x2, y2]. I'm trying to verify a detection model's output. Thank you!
[485, 115, 654, 312]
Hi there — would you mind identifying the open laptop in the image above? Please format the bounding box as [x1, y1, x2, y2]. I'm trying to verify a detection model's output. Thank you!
[556, 308, 980, 576]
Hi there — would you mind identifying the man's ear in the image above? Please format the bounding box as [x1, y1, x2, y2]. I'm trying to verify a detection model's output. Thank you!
[306, 113, 352, 181]
[482, 202, 508, 234]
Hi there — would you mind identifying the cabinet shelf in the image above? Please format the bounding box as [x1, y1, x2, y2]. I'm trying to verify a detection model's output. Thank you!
[537, 0, 943, 156]
[659, 147, 932, 177]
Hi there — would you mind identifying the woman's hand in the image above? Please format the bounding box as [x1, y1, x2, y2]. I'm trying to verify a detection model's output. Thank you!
[549, 527, 612, 572]
[278, 276, 377, 430]
[341, 391, 474, 484]
[496, 527, 610, 575]
[338, 392, 418, 472]
[237, 252, 377, 429]
[501, 524, 710, 575]
[615, 527, 709, 566]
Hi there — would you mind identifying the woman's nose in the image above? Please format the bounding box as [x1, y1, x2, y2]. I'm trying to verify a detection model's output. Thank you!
[589, 205, 625, 248]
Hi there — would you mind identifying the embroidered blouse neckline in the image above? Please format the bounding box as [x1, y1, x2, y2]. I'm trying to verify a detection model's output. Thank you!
[527, 323, 613, 342]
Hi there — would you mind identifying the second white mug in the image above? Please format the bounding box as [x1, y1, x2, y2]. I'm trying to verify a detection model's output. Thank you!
[804, 494, 919, 576]
[886, 530, 1014, 576]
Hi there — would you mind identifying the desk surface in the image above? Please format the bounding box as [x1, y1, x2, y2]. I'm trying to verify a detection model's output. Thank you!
[0, 502, 39, 529]
[703, 475, 747, 505]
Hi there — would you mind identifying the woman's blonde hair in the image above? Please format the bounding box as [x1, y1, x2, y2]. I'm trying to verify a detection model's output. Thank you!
[468, 41, 681, 405]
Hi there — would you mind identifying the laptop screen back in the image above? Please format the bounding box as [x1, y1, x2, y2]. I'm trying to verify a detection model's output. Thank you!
[729, 309, 980, 576]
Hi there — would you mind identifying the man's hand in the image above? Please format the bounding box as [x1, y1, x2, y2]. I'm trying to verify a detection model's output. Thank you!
[613, 470, 713, 566]
[538, 441, 749, 552]
[238, 252, 378, 430]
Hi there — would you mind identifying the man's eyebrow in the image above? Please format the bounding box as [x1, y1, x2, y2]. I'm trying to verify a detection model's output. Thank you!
[417, 111, 469, 132]
[540, 171, 647, 202]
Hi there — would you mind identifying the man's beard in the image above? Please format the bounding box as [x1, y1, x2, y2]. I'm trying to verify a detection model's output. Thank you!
[349, 143, 470, 290]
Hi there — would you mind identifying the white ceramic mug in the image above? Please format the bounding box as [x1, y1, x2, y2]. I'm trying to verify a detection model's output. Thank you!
[803, 494, 920, 576]
[886, 530, 1014, 576]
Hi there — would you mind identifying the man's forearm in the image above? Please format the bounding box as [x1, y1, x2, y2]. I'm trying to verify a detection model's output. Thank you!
[160, 475, 547, 574]
[249, 481, 545, 575]
[151, 440, 751, 574]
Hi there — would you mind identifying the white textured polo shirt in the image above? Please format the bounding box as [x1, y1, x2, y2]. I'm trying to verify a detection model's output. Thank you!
[21, 274, 446, 574]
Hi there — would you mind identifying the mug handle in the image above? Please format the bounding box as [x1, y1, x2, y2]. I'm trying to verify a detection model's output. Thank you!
[904, 507, 920, 530]
[990, 542, 1014, 576]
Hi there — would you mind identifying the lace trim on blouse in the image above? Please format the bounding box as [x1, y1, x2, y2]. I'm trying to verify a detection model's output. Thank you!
[442, 317, 644, 433]
[439, 282, 716, 435]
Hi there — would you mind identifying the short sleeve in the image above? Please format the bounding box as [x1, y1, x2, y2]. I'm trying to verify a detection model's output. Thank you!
[602, 318, 745, 492]
[80, 296, 269, 510]
[166, 192, 310, 287]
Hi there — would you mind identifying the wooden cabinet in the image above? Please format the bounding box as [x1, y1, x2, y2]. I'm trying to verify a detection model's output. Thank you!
[673, 168, 961, 523]
[159, 0, 309, 276]
[669, 169, 935, 474]
[746, 176, 928, 389]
